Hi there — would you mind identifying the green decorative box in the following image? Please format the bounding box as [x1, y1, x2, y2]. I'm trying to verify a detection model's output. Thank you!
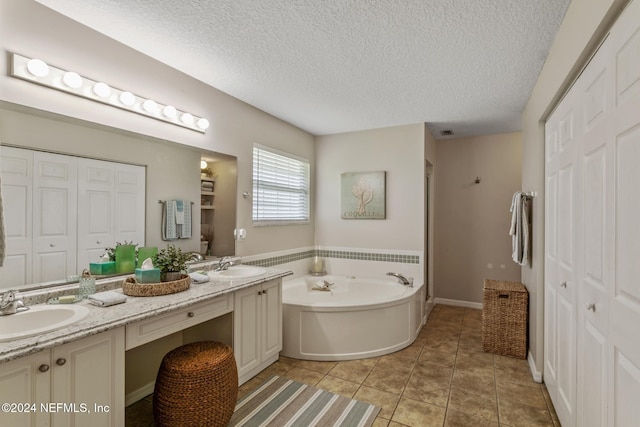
[135, 268, 161, 284]
[89, 262, 116, 276]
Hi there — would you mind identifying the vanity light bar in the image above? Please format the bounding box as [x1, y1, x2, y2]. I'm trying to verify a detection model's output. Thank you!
[10, 53, 210, 133]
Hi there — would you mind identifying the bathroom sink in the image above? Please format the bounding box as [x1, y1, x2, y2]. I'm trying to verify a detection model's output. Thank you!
[0, 304, 90, 342]
[208, 266, 267, 281]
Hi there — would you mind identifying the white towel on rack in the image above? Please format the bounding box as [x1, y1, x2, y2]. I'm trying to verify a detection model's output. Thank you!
[510, 192, 530, 266]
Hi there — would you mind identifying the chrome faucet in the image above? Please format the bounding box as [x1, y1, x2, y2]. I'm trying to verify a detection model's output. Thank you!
[386, 272, 413, 287]
[214, 256, 234, 272]
[0, 290, 30, 316]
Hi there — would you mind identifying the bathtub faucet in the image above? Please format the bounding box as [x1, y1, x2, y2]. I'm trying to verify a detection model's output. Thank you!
[386, 273, 413, 287]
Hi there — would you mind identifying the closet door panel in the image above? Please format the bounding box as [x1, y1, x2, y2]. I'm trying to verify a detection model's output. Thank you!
[78, 159, 115, 271]
[0, 147, 33, 287]
[578, 35, 613, 425]
[32, 152, 77, 283]
[610, 2, 640, 424]
[114, 165, 145, 246]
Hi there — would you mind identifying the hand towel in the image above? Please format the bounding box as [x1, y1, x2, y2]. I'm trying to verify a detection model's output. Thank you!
[174, 200, 185, 225]
[178, 200, 192, 239]
[162, 200, 178, 240]
[509, 192, 530, 266]
[88, 291, 127, 307]
[189, 272, 210, 283]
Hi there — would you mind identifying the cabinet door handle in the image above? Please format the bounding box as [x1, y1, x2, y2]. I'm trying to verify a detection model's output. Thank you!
[263, 289, 268, 295]
[38, 364, 50, 373]
[187, 312, 195, 318]
[56, 358, 66, 366]
[560, 282, 567, 288]
[96, 240, 101, 245]
[257, 290, 263, 295]
[50, 243, 56, 248]
[586, 303, 596, 312]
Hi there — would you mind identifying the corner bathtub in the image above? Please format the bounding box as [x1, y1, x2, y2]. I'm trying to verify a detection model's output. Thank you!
[281, 274, 425, 361]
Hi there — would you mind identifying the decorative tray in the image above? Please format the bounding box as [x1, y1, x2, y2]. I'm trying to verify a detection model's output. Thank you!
[122, 275, 191, 297]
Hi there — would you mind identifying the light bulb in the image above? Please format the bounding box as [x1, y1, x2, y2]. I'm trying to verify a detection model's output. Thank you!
[200, 160, 208, 169]
[163, 105, 177, 118]
[143, 99, 158, 114]
[62, 71, 82, 89]
[93, 82, 111, 98]
[26, 58, 49, 77]
[197, 118, 210, 130]
[180, 113, 194, 125]
[119, 91, 136, 106]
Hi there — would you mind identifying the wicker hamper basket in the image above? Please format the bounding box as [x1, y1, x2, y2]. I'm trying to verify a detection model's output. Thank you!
[482, 279, 528, 359]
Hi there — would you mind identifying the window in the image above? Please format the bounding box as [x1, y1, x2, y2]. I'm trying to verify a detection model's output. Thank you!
[252, 144, 310, 225]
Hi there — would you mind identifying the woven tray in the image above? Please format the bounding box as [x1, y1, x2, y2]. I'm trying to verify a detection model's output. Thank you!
[122, 274, 191, 297]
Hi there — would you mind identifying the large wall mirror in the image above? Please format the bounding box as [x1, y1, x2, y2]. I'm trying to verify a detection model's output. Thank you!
[0, 102, 237, 291]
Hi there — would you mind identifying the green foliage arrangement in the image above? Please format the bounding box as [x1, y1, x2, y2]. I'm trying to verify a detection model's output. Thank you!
[153, 244, 191, 273]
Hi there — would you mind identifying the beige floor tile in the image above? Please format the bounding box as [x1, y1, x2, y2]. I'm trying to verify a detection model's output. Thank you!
[254, 359, 295, 380]
[448, 386, 498, 421]
[372, 417, 390, 426]
[403, 375, 450, 407]
[281, 367, 324, 386]
[498, 398, 555, 426]
[363, 365, 411, 394]
[418, 347, 457, 367]
[497, 380, 547, 409]
[317, 375, 360, 398]
[353, 385, 401, 420]
[451, 369, 496, 399]
[494, 361, 537, 385]
[444, 408, 499, 427]
[391, 396, 446, 427]
[295, 359, 337, 374]
[328, 359, 377, 383]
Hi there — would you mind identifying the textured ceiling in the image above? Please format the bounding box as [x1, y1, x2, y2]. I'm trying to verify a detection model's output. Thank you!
[36, 0, 570, 138]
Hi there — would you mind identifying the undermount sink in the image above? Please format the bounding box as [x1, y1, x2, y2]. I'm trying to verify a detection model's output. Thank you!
[0, 304, 90, 342]
[208, 266, 267, 281]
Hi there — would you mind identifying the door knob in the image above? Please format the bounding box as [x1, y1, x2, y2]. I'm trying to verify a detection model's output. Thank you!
[560, 282, 567, 288]
[56, 358, 66, 366]
[38, 364, 50, 373]
[586, 303, 596, 312]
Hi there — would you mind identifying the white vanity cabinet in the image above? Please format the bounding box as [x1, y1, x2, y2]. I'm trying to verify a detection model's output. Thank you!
[234, 278, 282, 384]
[0, 327, 125, 427]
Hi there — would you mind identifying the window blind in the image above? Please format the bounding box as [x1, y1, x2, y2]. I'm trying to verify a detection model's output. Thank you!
[252, 144, 310, 224]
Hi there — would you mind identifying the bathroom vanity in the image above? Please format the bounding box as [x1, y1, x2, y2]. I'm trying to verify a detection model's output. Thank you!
[0, 268, 290, 426]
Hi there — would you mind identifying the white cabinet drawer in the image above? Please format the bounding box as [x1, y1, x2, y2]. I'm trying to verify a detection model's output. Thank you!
[125, 294, 233, 350]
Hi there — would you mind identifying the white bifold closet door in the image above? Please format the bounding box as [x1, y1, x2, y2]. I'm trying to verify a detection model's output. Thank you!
[544, 1, 640, 426]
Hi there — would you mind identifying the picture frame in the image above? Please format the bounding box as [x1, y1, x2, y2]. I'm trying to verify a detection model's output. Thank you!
[340, 171, 386, 219]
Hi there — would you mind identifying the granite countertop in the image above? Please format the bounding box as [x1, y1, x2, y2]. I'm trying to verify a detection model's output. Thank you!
[0, 267, 292, 363]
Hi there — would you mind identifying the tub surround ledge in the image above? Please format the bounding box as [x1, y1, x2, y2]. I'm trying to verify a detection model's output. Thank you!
[0, 267, 292, 363]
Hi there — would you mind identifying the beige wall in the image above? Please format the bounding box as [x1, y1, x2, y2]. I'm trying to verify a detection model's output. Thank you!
[434, 133, 522, 304]
[0, 0, 315, 258]
[521, 0, 630, 374]
[315, 124, 426, 251]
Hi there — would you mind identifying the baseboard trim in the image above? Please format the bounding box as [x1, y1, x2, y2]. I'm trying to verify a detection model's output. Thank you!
[433, 297, 482, 310]
[528, 351, 543, 383]
[126, 381, 155, 407]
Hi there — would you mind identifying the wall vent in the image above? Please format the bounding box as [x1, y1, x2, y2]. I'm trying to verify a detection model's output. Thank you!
[440, 130, 454, 136]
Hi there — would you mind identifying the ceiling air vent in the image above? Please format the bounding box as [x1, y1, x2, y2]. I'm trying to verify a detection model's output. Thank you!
[440, 130, 454, 136]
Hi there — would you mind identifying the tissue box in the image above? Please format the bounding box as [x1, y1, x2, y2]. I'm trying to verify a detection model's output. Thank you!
[135, 268, 161, 284]
[90, 261, 116, 275]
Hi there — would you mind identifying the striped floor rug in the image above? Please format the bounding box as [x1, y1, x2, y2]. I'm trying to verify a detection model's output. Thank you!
[229, 375, 380, 427]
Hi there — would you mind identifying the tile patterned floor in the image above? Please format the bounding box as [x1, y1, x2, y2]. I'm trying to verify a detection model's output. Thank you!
[126, 304, 560, 426]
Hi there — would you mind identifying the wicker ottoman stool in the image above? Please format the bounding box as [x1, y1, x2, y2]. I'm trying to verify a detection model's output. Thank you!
[153, 341, 238, 427]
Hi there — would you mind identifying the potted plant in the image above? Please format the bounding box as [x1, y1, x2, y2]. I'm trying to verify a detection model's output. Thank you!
[153, 244, 191, 282]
